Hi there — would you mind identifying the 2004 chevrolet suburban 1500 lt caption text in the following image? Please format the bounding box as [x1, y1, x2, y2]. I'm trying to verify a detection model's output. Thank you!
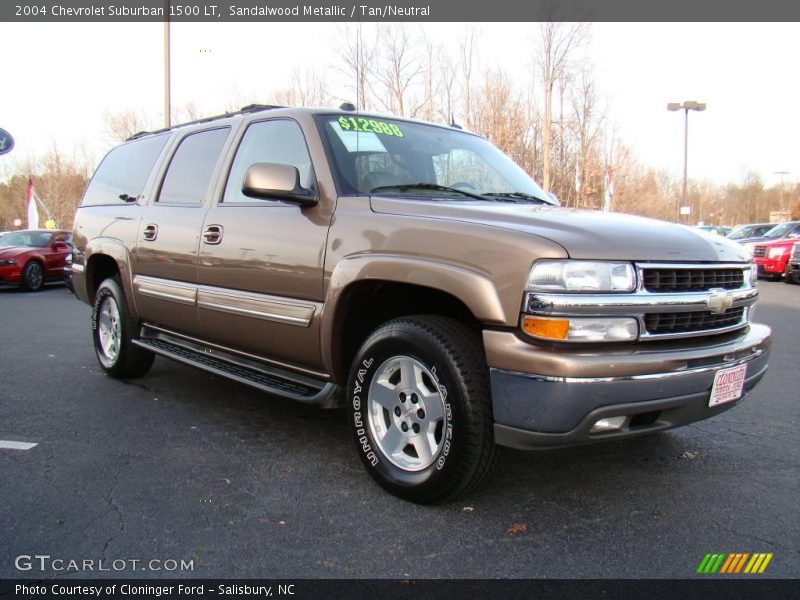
[70, 106, 771, 503]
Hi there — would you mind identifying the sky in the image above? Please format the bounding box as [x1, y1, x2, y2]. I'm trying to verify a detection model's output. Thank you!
[0, 21, 797, 188]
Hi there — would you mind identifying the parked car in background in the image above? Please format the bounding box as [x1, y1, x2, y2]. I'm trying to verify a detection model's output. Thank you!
[737, 220, 800, 245]
[697, 225, 732, 237]
[0, 229, 72, 291]
[784, 242, 800, 284]
[728, 223, 775, 241]
[64, 252, 74, 293]
[751, 237, 799, 280]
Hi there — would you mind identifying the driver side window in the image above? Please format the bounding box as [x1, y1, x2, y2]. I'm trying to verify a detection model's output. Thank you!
[223, 120, 314, 204]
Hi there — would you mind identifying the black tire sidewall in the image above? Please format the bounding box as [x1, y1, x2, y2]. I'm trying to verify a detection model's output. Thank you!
[22, 261, 43, 292]
[92, 279, 125, 372]
[347, 322, 474, 501]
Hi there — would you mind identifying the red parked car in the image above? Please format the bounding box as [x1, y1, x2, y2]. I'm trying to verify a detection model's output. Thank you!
[0, 229, 72, 291]
[751, 236, 800, 280]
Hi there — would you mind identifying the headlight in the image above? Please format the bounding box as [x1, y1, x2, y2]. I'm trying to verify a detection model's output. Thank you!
[526, 260, 636, 293]
[522, 315, 639, 342]
[767, 247, 786, 259]
[0, 258, 17, 266]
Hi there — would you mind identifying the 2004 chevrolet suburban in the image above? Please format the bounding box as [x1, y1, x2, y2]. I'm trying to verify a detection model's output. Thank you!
[71, 105, 771, 503]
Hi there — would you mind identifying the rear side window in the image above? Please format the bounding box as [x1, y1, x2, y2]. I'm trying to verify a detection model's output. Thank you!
[81, 134, 169, 206]
[158, 128, 230, 205]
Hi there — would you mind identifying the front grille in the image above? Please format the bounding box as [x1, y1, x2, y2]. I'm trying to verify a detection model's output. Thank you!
[644, 307, 745, 335]
[753, 246, 767, 258]
[642, 267, 745, 292]
[791, 243, 800, 262]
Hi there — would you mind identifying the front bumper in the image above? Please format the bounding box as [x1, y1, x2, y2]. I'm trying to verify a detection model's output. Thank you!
[755, 257, 786, 275]
[485, 323, 771, 450]
[0, 266, 22, 287]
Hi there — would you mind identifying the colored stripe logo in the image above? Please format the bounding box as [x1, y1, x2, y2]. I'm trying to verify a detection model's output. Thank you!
[697, 552, 773, 574]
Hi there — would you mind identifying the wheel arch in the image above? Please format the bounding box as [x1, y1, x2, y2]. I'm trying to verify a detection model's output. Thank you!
[82, 238, 138, 319]
[321, 255, 506, 383]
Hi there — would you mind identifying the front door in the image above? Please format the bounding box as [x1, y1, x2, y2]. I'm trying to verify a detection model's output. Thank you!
[195, 118, 332, 374]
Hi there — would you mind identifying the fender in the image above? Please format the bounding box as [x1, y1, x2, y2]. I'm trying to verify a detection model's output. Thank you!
[319, 253, 508, 377]
[81, 238, 139, 319]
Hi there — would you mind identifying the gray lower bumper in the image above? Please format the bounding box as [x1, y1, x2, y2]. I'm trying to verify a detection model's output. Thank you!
[491, 326, 771, 450]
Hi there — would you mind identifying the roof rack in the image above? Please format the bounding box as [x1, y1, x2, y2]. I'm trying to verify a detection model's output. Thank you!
[126, 104, 285, 141]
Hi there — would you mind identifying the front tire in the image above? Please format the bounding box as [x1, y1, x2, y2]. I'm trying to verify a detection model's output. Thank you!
[347, 316, 499, 503]
[92, 276, 154, 378]
[20, 261, 44, 292]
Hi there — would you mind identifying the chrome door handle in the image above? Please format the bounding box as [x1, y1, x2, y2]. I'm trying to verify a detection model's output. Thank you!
[202, 225, 223, 245]
[143, 224, 158, 241]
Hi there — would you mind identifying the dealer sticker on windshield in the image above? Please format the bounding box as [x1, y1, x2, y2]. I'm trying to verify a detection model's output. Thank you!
[708, 364, 747, 407]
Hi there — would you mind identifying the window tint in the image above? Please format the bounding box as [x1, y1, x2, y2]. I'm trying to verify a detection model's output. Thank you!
[223, 120, 314, 203]
[159, 128, 230, 205]
[81, 134, 169, 206]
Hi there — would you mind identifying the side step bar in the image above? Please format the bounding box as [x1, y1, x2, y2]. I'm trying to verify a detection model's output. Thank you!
[132, 328, 340, 408]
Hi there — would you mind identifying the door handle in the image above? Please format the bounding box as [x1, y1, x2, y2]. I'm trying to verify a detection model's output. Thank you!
[202, 225, 224, 245]
[143, 224, 158, 241]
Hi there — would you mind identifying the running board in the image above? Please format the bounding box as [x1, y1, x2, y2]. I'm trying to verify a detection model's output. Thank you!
[132, 329, 339, 408]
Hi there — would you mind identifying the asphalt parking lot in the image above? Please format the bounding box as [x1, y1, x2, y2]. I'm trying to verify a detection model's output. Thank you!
[1, 281, 798, 579]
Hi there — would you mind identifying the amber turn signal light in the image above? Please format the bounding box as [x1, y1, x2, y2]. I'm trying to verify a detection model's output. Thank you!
[521, 316, 570, 340]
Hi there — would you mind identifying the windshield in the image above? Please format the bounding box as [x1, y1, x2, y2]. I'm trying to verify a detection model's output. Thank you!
[316, 114, 550, 202]
[764, 222, 798, 239]
[0, 231, 52, 247]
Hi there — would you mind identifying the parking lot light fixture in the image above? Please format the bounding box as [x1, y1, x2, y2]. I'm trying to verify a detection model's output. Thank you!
[668, 101, 706, 223]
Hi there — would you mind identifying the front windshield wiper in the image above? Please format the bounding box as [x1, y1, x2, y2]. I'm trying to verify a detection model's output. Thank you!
[482, 192, 553, 204]
[369, 183, 491, 202]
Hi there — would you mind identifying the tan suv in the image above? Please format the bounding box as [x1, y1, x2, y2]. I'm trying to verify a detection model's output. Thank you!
[71, 105, 771, 503]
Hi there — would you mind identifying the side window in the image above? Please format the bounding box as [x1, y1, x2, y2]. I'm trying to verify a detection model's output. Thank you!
[81, 134, 169, 206]
[158, 128, 230, 205]
[223, 120, 314, 203]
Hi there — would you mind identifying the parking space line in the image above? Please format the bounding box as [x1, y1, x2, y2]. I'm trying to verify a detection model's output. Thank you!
[0, 441, 38, 450]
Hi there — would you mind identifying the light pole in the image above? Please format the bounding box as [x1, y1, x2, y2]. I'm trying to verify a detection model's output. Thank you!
[668, 101, 706, 224]
[164, 1, 171, 128]
[774, 171, 789, 212]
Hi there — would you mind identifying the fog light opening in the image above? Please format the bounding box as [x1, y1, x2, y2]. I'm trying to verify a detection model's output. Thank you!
[590, 416, 627, 433]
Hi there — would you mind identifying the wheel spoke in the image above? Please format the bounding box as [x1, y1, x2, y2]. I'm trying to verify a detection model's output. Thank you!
[371, 380, 398, 411]
[411, 435, 434, 466]
[423, 395, 444, 422]
[398, 357, 416, 390]
[381, 426, 405, 455]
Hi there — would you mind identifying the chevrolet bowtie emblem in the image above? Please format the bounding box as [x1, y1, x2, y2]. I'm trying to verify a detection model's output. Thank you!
[707, 288, 734, 315]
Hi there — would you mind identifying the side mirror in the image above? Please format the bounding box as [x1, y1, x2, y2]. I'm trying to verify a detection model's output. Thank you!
[242, 163, 317, 206]
[52, 242, 67, 251]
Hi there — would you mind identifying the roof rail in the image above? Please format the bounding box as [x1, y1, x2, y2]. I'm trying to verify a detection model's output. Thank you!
[125, 104, 286, 141]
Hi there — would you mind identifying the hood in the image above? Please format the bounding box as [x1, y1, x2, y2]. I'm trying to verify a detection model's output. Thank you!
[370, 198, 752, 263]
[0, 245, 32, 259]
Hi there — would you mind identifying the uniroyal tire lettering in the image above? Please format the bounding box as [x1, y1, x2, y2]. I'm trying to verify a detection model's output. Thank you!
[429, 364, 453, 471]
[353, 356, 378, 467]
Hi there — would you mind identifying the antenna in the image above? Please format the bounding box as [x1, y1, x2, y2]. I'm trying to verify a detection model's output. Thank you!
[356, 25, 361, 114]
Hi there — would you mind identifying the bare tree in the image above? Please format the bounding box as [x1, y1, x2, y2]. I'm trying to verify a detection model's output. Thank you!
[104, 109, 154, 142]
[570, 66, 605, 208]
[458, 26, 480, 129]
[272, 68, 332, 107]
[535, 20, 588, 192]
[370, 25, 426, 117]
[336, 24, 379, 110]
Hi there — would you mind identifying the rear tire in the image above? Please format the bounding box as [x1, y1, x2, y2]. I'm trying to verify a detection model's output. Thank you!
[92, 276, 154, 378]
[347, 315, 499, 504]
[20, 261, 44, 292]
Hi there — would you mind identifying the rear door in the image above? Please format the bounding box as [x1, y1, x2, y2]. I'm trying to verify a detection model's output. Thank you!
[194, 118, 332, 373]
[132, 126, 233, 336]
